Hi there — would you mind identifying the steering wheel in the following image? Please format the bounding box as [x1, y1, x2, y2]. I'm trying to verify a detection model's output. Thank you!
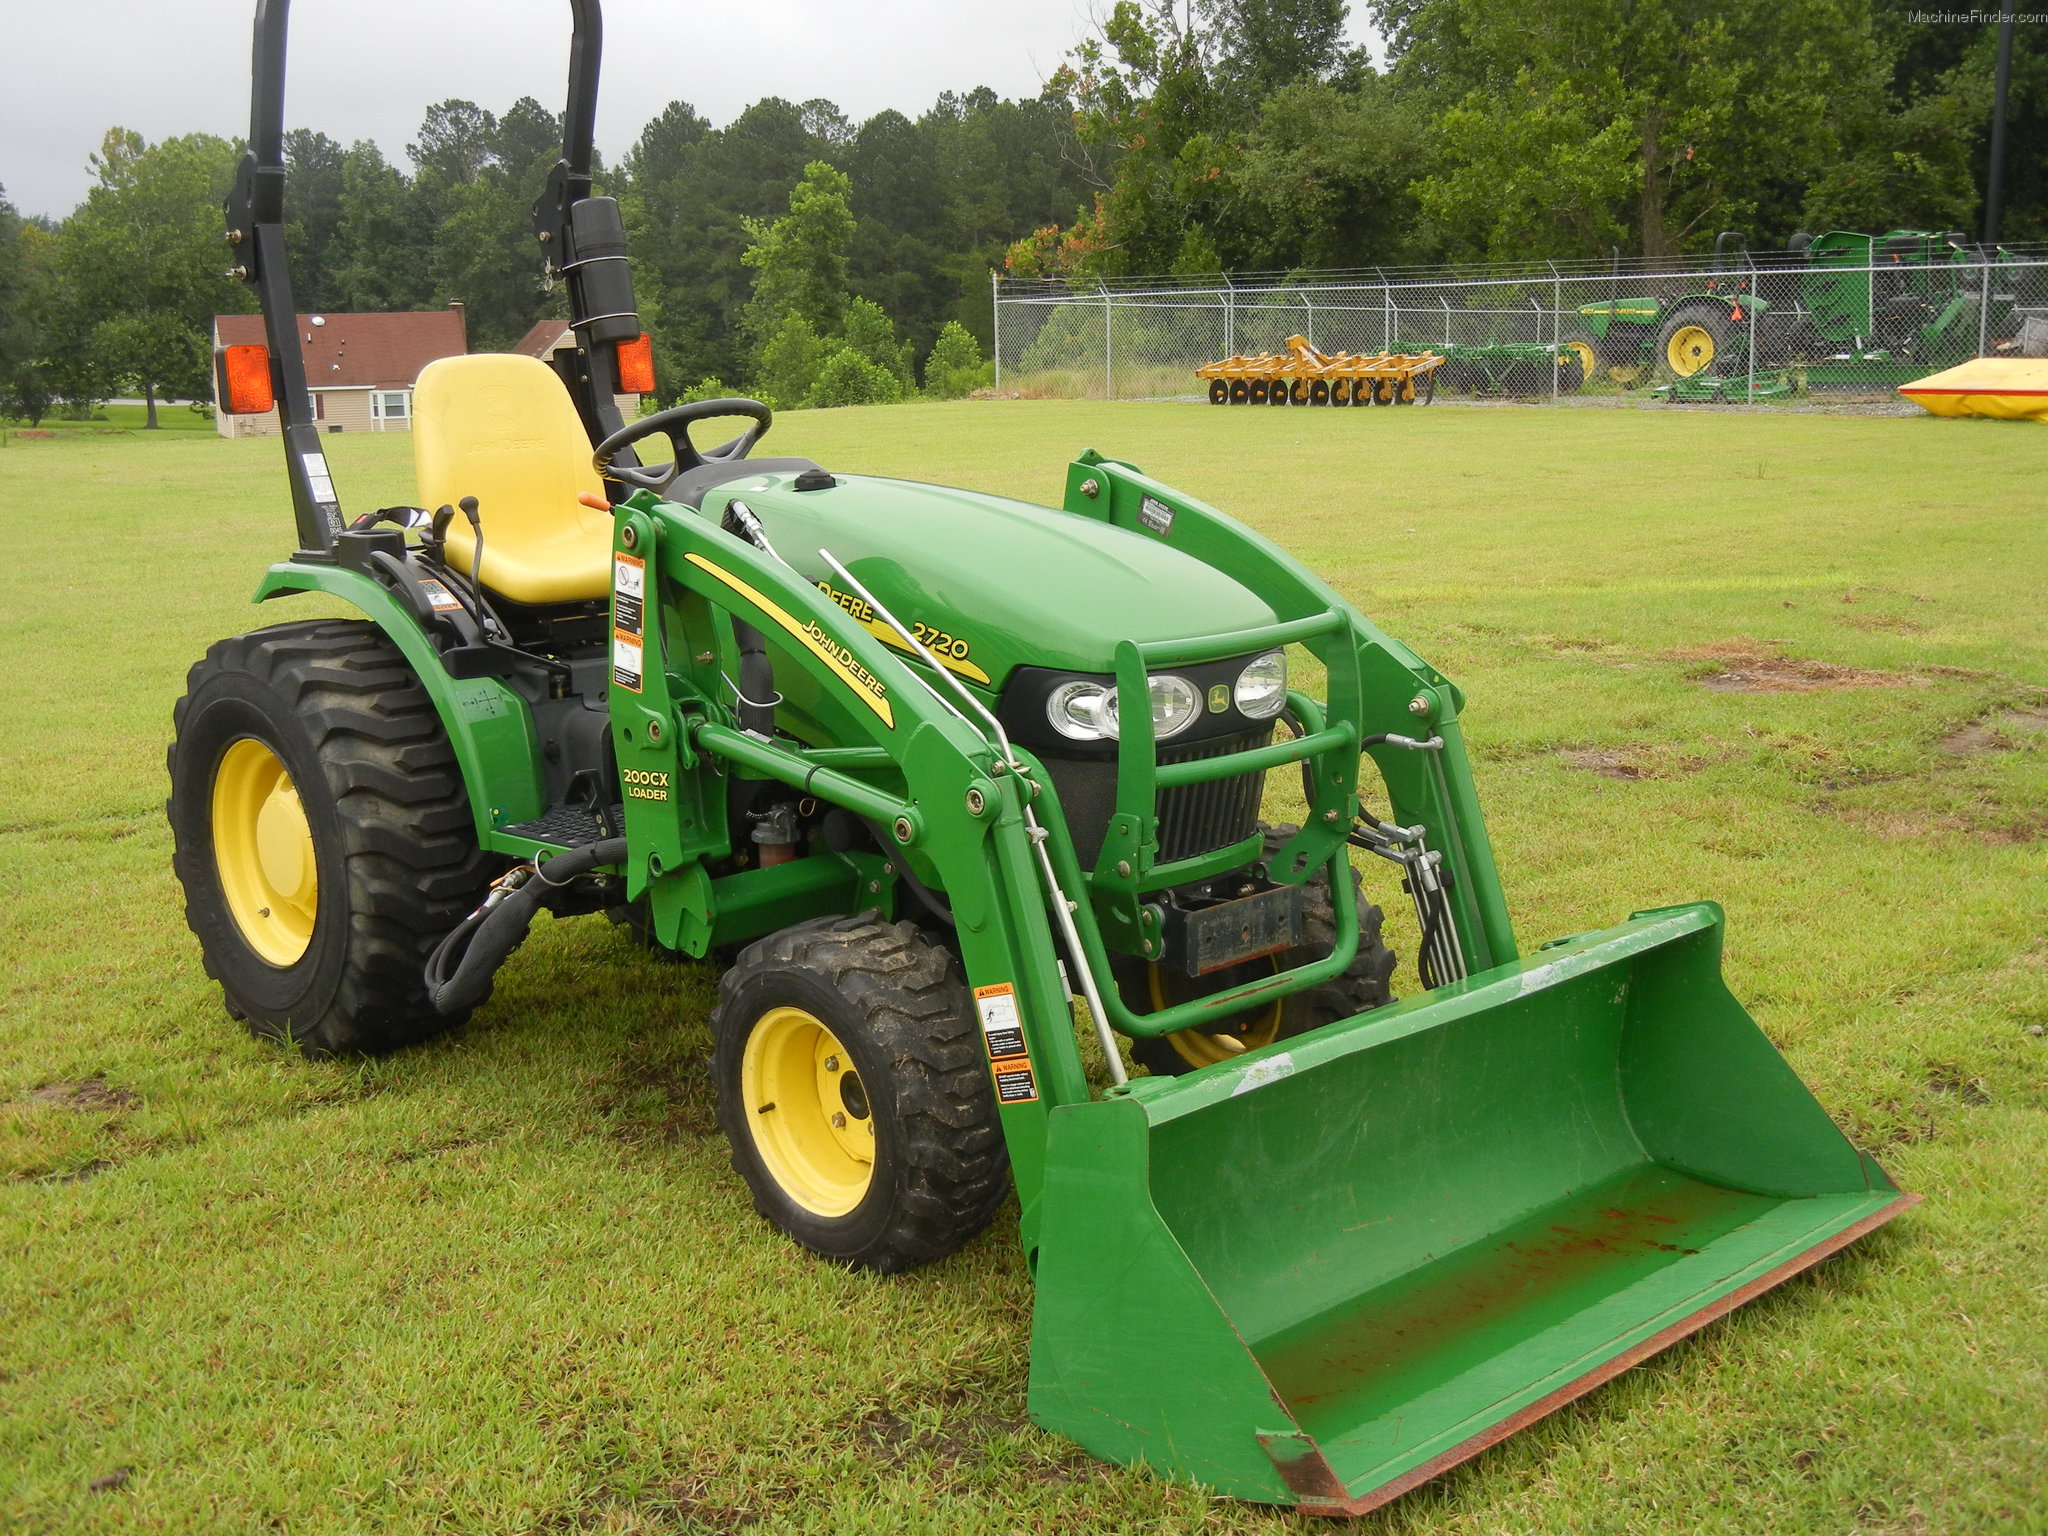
[592, 397, 773, 494]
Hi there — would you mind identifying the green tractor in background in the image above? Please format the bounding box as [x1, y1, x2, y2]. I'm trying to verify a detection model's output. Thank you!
[1562, 230, 2046, 395]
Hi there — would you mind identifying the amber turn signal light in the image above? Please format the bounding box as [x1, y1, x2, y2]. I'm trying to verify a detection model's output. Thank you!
[615, 333, 655, 396]
[214, 344, 274, 416]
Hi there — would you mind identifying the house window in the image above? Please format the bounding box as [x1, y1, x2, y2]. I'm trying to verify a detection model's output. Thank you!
[371, 390, 410, 421]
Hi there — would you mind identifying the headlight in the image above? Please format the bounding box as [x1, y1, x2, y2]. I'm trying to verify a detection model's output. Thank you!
[1046, 675, 1201, 740]
[1148, 674, 1198, 739]
[1234, 650, 1287, 719]
[1047, 680, 1117, 741]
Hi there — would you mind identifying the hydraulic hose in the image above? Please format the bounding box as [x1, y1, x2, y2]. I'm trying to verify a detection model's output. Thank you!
[733, 620, 777, 735]
[720, 502, 781, 740]
[424, 837, 628, 1014]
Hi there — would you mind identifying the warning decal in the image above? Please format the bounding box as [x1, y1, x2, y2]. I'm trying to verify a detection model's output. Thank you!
[990, 1062, 1039, 1104]
[974, 983, 1037, 1103]
[300, 452, 338, 506]
[975, 983, 1026, 1058]
[612, 552, 646, 692]
[613, 634, 643, 693]
[417, 577, 464, 614]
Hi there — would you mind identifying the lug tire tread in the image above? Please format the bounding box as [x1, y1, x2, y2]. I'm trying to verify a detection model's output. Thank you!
[167, 619, 495, 1055]
[711, 913, 1010, 1273]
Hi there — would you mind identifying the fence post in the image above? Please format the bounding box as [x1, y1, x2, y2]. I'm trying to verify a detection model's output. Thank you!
[1381, 273, 1391, 352]
[1302, 290, 1314, 350]
[1977, 254, 1992, 358]
[1101, 283, 1113, 401]
[1748, 301, 1756, 402]
[1224, 278, 1235, 359]
[1540, 266, 1556, 405]
[990, 271, 1002, 391]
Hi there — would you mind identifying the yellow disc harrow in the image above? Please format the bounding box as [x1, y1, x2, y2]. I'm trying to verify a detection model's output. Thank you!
[1198, 334, 1444, 406]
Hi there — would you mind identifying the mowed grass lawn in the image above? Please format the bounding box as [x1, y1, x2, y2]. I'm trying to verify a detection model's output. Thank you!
[2, 402, 2043, 1535]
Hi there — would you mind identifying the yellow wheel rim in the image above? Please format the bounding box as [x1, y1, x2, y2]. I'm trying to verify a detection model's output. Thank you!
[740, 1007, 875, 1217]
[1666, 324, 1714, 377]
[212, 738, 318, 967]
[1148, 965, 1285, 1071]
[1564, 339, 1597, 381]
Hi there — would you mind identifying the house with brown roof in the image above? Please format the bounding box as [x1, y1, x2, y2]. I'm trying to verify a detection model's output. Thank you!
[212, 305, 469, 438]
[512, 319, 643, 417]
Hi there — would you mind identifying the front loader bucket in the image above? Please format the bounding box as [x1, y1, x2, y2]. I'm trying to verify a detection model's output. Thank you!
[1027, 904, 1913, 1515]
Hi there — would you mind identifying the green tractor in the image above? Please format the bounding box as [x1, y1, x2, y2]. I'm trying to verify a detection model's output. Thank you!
[1562, 234, 1769, 388]
[1562, 231, 2046, 393]
[168, 0, 1915, 1516]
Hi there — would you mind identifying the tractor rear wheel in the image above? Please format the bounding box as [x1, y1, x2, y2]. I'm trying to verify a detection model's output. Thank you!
[1122, 824, 1398, 1076]
[711, 914, 1010, 1272]
[166, 620, 497, 1055]
[1658, 301, 1733, 378]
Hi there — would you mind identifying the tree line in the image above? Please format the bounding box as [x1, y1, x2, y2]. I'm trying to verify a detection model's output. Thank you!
[1012, 0, 2041, 279]
[1, 0, 2038, 424]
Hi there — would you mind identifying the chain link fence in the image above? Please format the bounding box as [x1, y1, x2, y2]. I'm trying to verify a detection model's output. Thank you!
[993, 240, 2048, 405]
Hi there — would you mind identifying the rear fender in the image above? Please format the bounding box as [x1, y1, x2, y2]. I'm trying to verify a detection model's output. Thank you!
[255, 563, 547, 845]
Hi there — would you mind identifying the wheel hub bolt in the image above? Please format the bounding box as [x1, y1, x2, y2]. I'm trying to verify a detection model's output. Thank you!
[825, 1055, 839, 1072]
[831, 1112, 847, 1128]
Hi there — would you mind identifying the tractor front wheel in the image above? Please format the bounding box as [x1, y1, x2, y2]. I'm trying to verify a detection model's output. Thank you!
[1559, 329, 1602, 387]
[166, 620, 497, 1055]
[712, 914, 1010, 1272]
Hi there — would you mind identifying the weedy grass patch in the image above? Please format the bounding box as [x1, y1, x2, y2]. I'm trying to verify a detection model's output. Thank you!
[2, 402, 2043, 1533]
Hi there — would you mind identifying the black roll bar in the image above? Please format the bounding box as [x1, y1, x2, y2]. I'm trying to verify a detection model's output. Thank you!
[226, 0, 630, 554]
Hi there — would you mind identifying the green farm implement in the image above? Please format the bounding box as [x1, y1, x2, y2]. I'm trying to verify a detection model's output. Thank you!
[1422, 341, 1586, 396]
[167, 0, 1915, 1516]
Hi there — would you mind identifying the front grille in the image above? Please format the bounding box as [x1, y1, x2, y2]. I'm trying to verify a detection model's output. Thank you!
[1156, 727, 1271, 864]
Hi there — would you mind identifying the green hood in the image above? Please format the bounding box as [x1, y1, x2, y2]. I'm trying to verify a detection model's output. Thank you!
[700, 472, 1279, 689]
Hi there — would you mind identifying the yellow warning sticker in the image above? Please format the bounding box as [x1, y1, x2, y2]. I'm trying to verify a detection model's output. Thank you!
[974, 983, 1027, 1059]
[974, 983, 1037, 1102]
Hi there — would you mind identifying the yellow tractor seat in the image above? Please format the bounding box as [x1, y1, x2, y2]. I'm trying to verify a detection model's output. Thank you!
[413, 353, 612, 606]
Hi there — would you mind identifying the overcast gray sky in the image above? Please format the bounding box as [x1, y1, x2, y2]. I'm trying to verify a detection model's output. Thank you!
[4, 1, 1378, 222]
